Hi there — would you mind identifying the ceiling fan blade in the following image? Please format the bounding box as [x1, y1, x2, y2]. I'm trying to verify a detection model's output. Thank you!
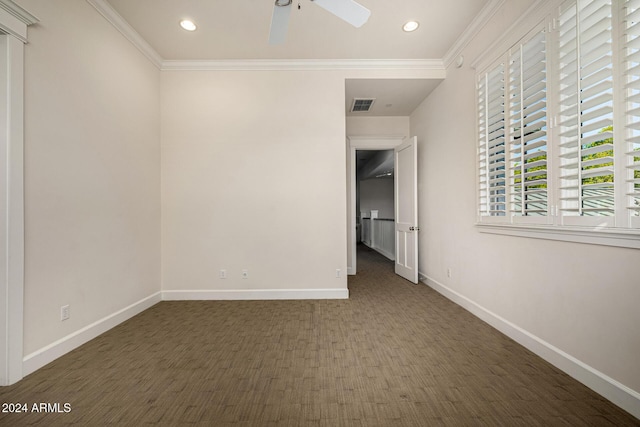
[312, 0, 371, 28]
[269, 0, 293, 45]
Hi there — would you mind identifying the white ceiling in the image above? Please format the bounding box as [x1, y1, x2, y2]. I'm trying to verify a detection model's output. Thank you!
[104, 0, 489, 117]
[345, 78, 442, 116]
[105, 0, 490, 61]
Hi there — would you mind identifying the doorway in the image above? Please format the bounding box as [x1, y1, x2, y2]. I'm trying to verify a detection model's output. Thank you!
[347, 136, 404, 276]
[356, 149, 395, 261]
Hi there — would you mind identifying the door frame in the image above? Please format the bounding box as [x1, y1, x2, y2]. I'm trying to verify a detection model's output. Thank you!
[0, 0, 37, 386]
[347, 135, 404, 275]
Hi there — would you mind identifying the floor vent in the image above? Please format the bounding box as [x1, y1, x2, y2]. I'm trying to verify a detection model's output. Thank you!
[351, 98, 376, 112]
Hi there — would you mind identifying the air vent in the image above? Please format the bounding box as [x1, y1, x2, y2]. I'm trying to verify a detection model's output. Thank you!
[350, 98, 376, 113]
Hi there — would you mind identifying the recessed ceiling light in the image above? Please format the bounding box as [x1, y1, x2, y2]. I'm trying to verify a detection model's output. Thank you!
[403, 21, 419, 32]
[180, 20, 197, 31]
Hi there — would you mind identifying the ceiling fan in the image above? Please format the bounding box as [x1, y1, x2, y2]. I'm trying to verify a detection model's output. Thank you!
[269, 0, 371, 44]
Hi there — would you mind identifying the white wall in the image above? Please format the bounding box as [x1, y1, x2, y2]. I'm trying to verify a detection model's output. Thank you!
[10, 0, 636, 414]
[11, 0, 638, 413]
[360, 178, 394, 219]
[162, 75, 427, 295]
[11, 0, 443, 369]
[346, 116, 409, 137]
[17, 0, 161, 356]
[161, 70, 348, 295]
[410, 0, 640, 407]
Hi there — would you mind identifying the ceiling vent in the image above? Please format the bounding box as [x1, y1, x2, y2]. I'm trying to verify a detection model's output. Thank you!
[350, 98, 376, 113]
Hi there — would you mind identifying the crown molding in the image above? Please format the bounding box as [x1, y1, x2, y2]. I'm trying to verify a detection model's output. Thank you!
[442, 0, 505, 69]
[86, 0, 163, 69]
[82, 0, 458, 74]
[470, 0, 554, 72]
[161, 58, 445, 72]
[0, 0, 38, 25]
[84, 0, 444, 73]
[0, 0, 38, 42]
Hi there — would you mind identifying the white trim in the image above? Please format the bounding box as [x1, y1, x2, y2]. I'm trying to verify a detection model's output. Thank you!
[0, 34, 24, 386]
[161, 59, 445, 72]
[0, 0, 38, 24]
[471, 0, 555, 72]
[0, 7, 26, 42]
[86, 0, 445, 73]
[0, 0, 35, 387]
[0, 0, 38, 42]
[85, 0, 163, 69]
[421, 274, 640, 420]
[443, 0, 505, 69]
[347, 135, 405, 275]
[22, 288, 346, 378]
[476, 223, 640, 250]
[162, 289, 348, 301]
[22, 292, 162, 377]
[82, 0, 447, 73]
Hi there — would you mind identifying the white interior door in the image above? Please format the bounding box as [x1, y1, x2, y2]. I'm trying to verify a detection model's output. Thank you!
[394, 136, 419, 283]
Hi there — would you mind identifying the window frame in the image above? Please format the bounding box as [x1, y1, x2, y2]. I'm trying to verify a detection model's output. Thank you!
[477, 58, 508, 222]
[508, 27, 552, 225]
[477, 23, 552, 226]
[475, 0, 640, 249]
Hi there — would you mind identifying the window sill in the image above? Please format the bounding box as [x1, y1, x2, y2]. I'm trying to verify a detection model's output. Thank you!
[476, 223, 640, 250]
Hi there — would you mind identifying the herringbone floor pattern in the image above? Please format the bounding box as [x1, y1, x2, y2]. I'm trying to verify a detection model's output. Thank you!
[1, 246, 638, 426]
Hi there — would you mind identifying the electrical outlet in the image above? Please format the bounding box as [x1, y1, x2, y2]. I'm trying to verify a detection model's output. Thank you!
[336, 269, 341, 278]
[60, 305, 70, 321]
[447, 268, 452, 278]
[219, 269, 227, 279]
[242, 269, 249, 279]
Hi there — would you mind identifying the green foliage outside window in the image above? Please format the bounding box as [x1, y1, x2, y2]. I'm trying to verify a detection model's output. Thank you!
[513, 153, 547, 188]
[581, 125, 640, 187]
[582, 125, 613, 186]
[512, 126, 547, 189]
[513, 126, 640, 190]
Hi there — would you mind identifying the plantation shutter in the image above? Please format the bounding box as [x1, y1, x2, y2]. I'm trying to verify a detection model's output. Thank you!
[508, 30, 549, 220]
[478, 62, 507, 218]
[558, 0, 615, 225]
[477, 0, 640, 235]
[623, 0, 640, 227]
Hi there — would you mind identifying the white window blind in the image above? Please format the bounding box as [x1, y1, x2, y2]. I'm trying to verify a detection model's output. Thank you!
[478, 63, 507, 217]
[476, 0, 640, 240]
[508, 30, 549, 219]
[623, 0, 640, 228]
[558, 0, 615, 225]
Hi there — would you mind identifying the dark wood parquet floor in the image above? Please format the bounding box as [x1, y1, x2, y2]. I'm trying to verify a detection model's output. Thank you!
[1, 246, 638, 426]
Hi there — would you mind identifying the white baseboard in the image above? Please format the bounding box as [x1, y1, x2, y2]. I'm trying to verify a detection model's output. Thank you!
[421, 273, 640, 420]
[162, 288, 349, 301]
[20, 288, 347, 380]
[22, 292, 162, 377]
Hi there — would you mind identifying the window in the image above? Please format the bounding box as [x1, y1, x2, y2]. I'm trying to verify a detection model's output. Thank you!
[509, 30, 549, 221]
[477, 0, 640, 246]
[478, 62, 507, 218]
[558, 0, 614, 225]
[624, 0, 640, 228]
[478, 27, 549, 223]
